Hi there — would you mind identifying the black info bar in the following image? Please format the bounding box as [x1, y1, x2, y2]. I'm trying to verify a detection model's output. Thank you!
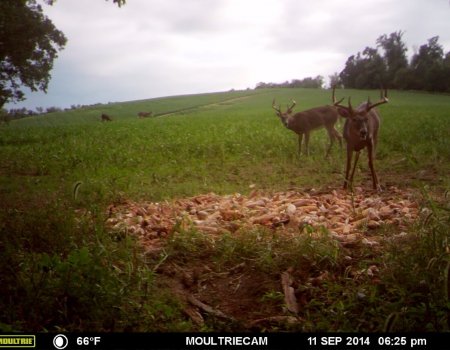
[1, 332, 448, 350]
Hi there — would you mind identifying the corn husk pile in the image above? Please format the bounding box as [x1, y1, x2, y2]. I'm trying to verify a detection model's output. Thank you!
[106, 186, 420, 251]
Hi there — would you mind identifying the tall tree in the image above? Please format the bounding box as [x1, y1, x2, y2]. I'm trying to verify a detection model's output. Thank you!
[339, 55, 358, 88]
[410, 36, 445, 91]
[0, 0, 126, 109]
[340, 47, 385, 89]
[357, 47, 385, 89]
[376, 31, 408, 88]
[0, 0, 67, 108]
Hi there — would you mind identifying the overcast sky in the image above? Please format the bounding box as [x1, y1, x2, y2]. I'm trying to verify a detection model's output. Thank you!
[7, 0, 450, 110]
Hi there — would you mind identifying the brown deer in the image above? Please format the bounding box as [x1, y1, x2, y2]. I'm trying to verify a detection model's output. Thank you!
[333, 89, 388, 191]
[272, 94, 343, 157]
[138, 111, 153, 118]
[101, 113, 112, 122]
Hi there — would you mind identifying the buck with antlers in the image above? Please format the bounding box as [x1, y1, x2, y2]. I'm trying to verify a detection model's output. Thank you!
[272, 93, 343, 157]
[333, 88, 388, 191]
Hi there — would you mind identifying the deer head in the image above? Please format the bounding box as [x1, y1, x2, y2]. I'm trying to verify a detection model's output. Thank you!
[272, 99, 296, 127]
[334, 89, 388, 140]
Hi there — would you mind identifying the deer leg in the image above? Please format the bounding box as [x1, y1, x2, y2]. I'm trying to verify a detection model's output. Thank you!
[325, 128, 334, 157]
[334, 128, 343, 149]
[297, 134, 303, 155]
[325, 127, 342, 157]
[345, 148, 360, 190]
[367, 143, 380, 191]
[304, 132, 310, 156]
[343, 147, 353, 189]
[349, 151, 360, 188]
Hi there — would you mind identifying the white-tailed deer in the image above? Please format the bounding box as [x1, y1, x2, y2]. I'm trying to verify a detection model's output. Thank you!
[272, 94, 343, 156]
[333, 89, 388, 191]
[101, 113, 112, 122]
[138, 111, 153, 118]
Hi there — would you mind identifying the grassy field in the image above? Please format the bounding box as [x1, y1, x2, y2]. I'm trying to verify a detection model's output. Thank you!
[0, 88, 449, 332]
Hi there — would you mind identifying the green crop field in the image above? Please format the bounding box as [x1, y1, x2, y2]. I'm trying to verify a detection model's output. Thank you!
[0, 88, 449, 332]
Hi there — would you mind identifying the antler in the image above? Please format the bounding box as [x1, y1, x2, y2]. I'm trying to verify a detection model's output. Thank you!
[334, 96, 354, 115]
[286, 99, 296, 113]
[332, 86, 357, 115]
[272, 99, 296, 114]
[332, 86, 345, 106]
[272, 99, 281, 114]
[366, 87, 388, 111]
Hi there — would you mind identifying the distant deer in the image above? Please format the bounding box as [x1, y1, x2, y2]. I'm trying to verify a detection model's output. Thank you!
[101, 113, 112, 122]
[272, 92, 343, 157]
[333, 88, 388, 191]
[137, 111, 153, 118]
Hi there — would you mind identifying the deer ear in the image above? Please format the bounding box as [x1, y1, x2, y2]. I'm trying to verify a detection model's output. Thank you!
[336, 107, 350, 118]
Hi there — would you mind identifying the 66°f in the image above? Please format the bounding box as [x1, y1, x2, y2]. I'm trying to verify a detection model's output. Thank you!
[77, 337, 101, 346]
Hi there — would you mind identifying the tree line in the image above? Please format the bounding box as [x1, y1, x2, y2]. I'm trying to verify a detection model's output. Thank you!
[337, 31, 450, 92]
[257, 31, 450, 93]
[255, 76, 324, 89]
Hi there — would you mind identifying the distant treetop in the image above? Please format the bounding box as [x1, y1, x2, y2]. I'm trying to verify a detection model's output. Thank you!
[339, 31, 450, 92]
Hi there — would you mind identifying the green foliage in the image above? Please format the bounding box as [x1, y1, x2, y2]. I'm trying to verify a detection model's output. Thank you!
[376, 193, 450, 331]
[0, 199, 191, 332]
[0, 202, 132, 331]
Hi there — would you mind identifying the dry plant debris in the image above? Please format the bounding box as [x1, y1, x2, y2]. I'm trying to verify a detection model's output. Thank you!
[106, 186, 421, 252]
